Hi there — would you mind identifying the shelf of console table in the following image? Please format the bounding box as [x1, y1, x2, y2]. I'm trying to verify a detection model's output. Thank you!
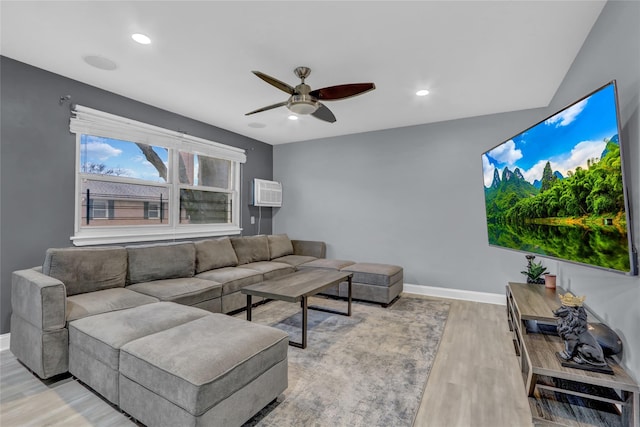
[507, 282, 639, 427]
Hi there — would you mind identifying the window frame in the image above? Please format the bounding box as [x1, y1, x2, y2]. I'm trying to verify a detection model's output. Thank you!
[70, 105, 246, 246]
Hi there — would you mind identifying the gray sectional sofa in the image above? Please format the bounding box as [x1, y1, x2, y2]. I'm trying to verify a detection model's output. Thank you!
[10, 234, 322, 380]
[10, 233, 403, 426]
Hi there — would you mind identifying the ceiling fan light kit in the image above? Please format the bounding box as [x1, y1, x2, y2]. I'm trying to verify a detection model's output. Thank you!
[246, 66, 375, 123]
[287, 95, 318, 115]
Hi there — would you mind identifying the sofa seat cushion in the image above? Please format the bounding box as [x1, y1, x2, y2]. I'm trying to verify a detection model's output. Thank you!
[272, 255, 318, 268]
[43, 246, 127, 296]
[126, 242, 195, 284]
[196, 267, 263, 296]
[69, 302, 209, 371]
[119, 314, 289, 416]
[341, 263, 403, 286]
[241, 261, 295, 280]
[195, 237, 238, 273]
[126, 278, 222, 307]
[231, 235, 270, 264]
[267, 234, 294, 259]
[66, 288, 159, 322]
[298, 258, 355, 270]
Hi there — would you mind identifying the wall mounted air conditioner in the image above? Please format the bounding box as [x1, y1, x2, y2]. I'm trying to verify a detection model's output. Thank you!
[252, 178, 282, 207]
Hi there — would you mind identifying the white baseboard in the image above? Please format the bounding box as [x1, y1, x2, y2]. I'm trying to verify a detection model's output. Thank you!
[403, 283, 505, 306]
[1, 333, 10, 352]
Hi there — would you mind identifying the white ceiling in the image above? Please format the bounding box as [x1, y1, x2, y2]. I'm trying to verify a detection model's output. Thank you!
[0, 1, 606, 145]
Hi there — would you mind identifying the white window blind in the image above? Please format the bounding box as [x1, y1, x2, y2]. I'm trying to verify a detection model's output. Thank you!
[70, 105, 246, 163]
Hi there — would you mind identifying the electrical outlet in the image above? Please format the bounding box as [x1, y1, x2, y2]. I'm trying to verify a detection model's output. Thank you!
[250, 216, 255, 224]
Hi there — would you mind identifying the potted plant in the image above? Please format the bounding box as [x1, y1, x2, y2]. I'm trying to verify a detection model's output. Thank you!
[521, 255, 547, 284]
[544, 273, 557, 289]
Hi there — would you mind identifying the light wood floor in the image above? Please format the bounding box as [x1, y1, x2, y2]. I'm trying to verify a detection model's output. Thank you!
[414, 297, 532, 427]
[0, 297, 533, 427]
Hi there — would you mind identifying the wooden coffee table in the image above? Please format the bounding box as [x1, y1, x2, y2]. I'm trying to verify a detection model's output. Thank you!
[242, 269, 353, 349]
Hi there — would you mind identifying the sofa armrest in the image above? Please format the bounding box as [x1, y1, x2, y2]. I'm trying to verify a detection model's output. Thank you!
[291, 240, 326, 258]
[12, 268, 67, 331]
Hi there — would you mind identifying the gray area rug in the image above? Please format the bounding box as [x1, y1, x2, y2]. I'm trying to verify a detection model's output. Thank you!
[240, 295, 450, 427]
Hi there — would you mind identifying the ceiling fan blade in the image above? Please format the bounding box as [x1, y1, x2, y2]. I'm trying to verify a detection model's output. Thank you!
[245, 101, 288, 116]
[252, 71, 295, 95]
[311, 103, 336, 123]
[310, 83, 375, 100]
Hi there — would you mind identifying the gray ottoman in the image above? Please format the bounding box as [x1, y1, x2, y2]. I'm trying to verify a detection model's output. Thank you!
[119, 314, 289, 427]
[341, 262, 403, 306]
[68, 302, 210, 404]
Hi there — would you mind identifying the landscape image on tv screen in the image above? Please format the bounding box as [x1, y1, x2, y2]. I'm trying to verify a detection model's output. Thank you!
[482, 81, 635, 274]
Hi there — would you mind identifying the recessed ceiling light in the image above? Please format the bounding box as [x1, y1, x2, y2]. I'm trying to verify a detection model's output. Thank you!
[416, 89, 430, 96]
[82, 55, 118, 71]
[131, 33, 151, 45]
[288, 115, 299, 121]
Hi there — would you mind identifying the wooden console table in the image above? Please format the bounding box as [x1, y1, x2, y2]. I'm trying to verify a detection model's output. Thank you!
[506, 282, 639, 426]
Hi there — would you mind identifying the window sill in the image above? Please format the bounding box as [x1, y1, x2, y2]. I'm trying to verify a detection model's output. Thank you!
[71, 225, 242, 246]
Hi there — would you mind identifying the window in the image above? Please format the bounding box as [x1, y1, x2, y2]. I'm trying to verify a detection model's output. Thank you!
[70, 106, 246, 246]
[147, 203, 160, 219]
[177, 151, 232, 225]
[91, 200, 108, 219]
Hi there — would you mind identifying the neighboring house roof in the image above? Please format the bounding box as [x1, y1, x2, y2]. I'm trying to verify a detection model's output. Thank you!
[83, 179, 169, 201]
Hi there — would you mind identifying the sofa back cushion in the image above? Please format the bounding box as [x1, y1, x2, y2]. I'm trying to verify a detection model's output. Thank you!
[268, 234, 294, 259]
[126, 242, 195, 284]
[194, 237, 238, 273]
[43, 247, 127, 296]
[230, 235, 270, 265]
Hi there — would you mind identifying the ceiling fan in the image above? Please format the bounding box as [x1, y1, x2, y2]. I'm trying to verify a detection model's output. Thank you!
[245, 66, 375, 123]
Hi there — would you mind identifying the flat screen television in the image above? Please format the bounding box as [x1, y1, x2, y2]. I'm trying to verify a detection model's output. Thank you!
[481, 81, 637, 275]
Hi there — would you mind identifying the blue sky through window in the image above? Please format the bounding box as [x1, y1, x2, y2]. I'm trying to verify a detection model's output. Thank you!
[80, 135, 168, 183]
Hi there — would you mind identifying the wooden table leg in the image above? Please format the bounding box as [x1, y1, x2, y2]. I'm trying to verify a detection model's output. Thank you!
[624, 389, 639, 427]
[526, 372, 537, 397]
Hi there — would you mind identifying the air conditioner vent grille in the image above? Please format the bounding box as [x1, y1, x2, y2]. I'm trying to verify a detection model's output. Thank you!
[252, 179, 282, 207]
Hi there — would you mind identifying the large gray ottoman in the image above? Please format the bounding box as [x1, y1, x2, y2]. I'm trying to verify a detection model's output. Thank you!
[119, 314, 289, 427]
[68, 302, 210, 404]
[341, 262, 403, 306]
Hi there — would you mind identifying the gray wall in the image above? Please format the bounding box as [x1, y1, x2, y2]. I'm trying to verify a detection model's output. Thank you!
[0, 57, 274, 333]
[274, 0, 640, 380]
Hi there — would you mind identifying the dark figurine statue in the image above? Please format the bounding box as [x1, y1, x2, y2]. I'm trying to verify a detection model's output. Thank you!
[553, 293, 607, 367]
